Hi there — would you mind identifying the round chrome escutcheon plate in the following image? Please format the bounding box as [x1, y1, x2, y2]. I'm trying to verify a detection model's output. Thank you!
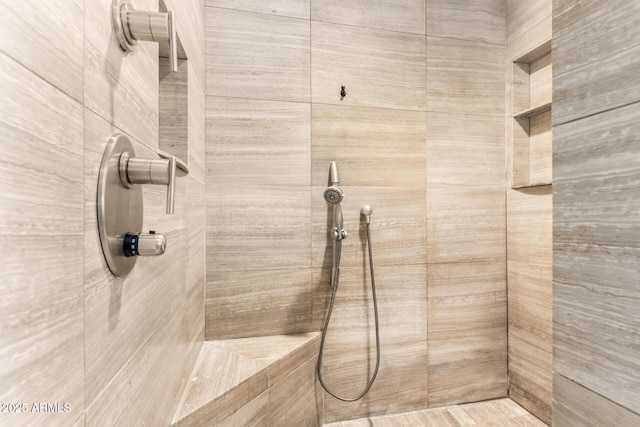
[97, 134, 143, 277]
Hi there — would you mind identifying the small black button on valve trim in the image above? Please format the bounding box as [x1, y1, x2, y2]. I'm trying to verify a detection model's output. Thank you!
[123, 232, 139, 257]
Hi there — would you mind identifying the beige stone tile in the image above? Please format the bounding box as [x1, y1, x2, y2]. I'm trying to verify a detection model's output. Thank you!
[316, 264, 427, 351]
[312, 21, 425, 110]
[312, 105, 426, 187]
[166, 0, 206, 86]
[179, 181, 205, 427]
[508, 190, 552, 338]
[0, 53, 84, 427]
[553, 0, 640, 125]
[508, 327, 552, 424]
[207, 97, 311, 186]
[218, 391, 270, 427]
[175, 370, 268, 427]
[427, 37, 504, 116]
[554, 103, 640, 249]
[509, 414, 549, 427]
[86, 305, 187, 427]
[265, 334, 320, 387]
[458, 398, 529, 421]
[312, 268, 334, 331]
[499, 399, 530, 417]
[509, 259, 552, 328]
[71, 415, 85, 427]
[554, 238, 640, 395]
[427, 185, 505, 263]
[312, 186, 427, 269]
[554, 102, 640, 414]
[211, 333, 320, 386]
[188, 63, 206, 184]
[529, 54, 552, 108]
[366, 411, 433, 427]
[206, 8, 310, 103]
[428, 261, 505, 300]
[207, 0, 310, 19]
[210, 375, 269, 425]
[183, 275, 205, 353]
[453, 401, 507, 425]
[506, 0, 551, 43]
[506, 15, 551, 62]
[186, 176, 205, 299]
[426, 112, 504, 187]
[174, 328, 205, 425]
[507, 186, 552, 423]
[0, 54, 84, 236]
[447, 406, 476, 425]
[83, 109, 188, 405]
[528, 111, 552, 185]
[427, 0, 505, 45]
[206, 184, 310, 271]
[214, 333, 318, 367]
[175, 333, 321, 426]
[0, 0, 83, 101]
[470, 420, 518, 427]
[500, 399, 544, 417]
[417, 407, 463, 426]
[270, 358, 322, 427]
[312, 0, 425, 34]
[160, 58, 189, 165]
[555, 242, 640, 413]
[205, 269, 312, 340]
[333, 399, 547, 427]
[427, 262, 507, 407]
[507, 186, 552, 267]
[1, 1, 205, 426]
[553, 374, 640, 427]
[321, 264, 428, 422]
[84, 0, 159, 145]
[176, 342, 258, 420]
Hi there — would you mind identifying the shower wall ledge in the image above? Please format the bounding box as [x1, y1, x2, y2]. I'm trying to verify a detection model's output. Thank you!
[172, 332, 321, 426]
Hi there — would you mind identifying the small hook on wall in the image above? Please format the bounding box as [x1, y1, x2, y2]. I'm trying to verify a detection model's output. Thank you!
[340, 85, 346, 100]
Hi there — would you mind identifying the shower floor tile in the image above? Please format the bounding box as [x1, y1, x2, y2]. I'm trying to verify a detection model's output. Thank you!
[324, 398, 546, 426]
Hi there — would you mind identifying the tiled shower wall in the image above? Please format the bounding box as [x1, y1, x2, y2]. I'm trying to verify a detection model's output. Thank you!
[205, 0, 506, 422]
[505, 0, 553, 423]
[0, 0, 205, 426]
[553, 0, 640, 425]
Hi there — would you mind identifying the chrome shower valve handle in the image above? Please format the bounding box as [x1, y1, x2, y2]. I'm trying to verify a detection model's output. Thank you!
[97, 134, 189, 276]
[119, 151, 177, 214]
[111, 0, 178, 72]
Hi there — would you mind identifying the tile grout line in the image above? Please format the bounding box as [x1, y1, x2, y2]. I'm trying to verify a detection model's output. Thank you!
[81, 0, 87, 422]
[556, 374, 640, 419]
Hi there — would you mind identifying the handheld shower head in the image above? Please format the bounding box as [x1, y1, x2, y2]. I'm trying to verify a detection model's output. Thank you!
[360, 205, 373, 224]
[329, 161, 340, 186]
[325, 161, 346, 238]
[324, 186, 344, 204]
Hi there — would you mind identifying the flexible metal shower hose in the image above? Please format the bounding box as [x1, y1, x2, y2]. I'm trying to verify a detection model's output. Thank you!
[317, 223, 381, 402]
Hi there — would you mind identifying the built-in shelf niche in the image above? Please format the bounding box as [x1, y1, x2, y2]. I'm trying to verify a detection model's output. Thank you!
[158, 0, 190, 167]
[511, 39, 552, 188]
